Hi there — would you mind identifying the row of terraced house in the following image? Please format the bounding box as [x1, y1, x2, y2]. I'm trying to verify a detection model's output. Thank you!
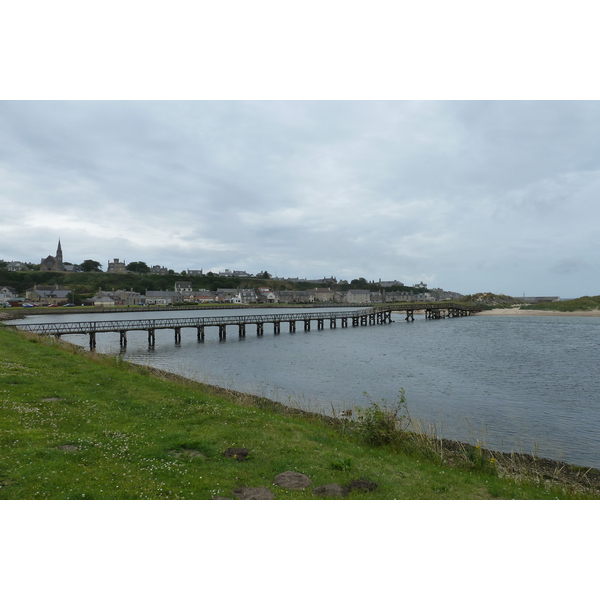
[1, 282, 434, 307]
[91, 282, 433, 306]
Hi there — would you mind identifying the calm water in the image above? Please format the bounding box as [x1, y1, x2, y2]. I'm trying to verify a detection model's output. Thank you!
[12, 308, 600, 468]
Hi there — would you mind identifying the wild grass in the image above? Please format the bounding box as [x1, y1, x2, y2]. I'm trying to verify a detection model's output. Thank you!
[1, 327, 598, 500]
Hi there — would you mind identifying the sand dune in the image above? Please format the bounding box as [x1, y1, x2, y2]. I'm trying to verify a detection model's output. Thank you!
[476, 307, 600, 317]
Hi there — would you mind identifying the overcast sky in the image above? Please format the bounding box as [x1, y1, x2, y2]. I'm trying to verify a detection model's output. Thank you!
[2, 100, 599, 298]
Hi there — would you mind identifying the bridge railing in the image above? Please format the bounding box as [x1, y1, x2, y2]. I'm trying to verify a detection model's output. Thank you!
[9, 308, 378, 335]
[7, 303, 481, 336]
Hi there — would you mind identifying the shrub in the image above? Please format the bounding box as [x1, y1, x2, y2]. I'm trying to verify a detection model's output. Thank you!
[353, 390, 409, 447]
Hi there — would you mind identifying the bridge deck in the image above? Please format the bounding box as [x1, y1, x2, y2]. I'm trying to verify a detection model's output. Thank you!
[6, 303, 481, 348]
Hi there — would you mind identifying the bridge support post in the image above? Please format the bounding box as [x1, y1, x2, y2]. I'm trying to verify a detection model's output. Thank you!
[119, 331, 127, 348]
[304, 319, 311, 331]
[330, 318, 336, 328]
[89, 332, 96, 350]
[148, 329, 155, 347]
[317, 318, 324, 330]
[219, 324, 227, 340]
[352, 317, 359, 327]
[406, 310, 414, 321]
[257, 323, 264, 336]
[341, 317, 348, 328]
[289, 321, 296, 333]
[174, 327, 181, 344]
[197, 326, 205, 342]
[239, 323, 246, 337]
[274, 321, 280, 334]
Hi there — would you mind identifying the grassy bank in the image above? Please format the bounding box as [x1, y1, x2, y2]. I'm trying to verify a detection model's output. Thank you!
[1, 327, 599, 500]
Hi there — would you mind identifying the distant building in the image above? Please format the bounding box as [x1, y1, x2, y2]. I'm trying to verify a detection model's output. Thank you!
[107, 258, 127, 273]
[151, 265, 169, 275]
[6, 261, 28, 271]
[175, 281, 193, 293]
[346, 289, 373, 304]
[88, 288, 141, 306]
[216, 288, 242, 303]
[183, 291, 216, 303]
[0, 286, 18, 301]
[88, 292, 116, 307]
[238, 288, 258, 303]
[218, 269, 253, 278]
[145, 290, 183, 305]
[275, 290, 315, 303]
[25, 284, 70, 306]
[40, 240, 65, 272]
[313, 288, 335, 302]
[187, 269, 203, 276]
[256, 288, 276, 303]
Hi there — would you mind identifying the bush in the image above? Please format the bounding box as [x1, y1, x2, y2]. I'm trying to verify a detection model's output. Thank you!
[353, 390, 409, 447]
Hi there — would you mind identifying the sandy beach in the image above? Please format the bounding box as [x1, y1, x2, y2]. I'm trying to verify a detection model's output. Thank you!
[476, 308, 600, 317]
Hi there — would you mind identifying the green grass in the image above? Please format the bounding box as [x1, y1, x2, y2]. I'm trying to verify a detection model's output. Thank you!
[1, 327, 597, 500]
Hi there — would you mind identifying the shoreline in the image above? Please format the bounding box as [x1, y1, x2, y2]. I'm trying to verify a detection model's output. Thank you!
[137, 362, 600, 495]
[476, 308, 600, 317]
[3, 327, 600, 497]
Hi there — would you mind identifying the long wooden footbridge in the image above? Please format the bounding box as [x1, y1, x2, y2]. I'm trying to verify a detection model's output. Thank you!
[8, 303, 481, 349]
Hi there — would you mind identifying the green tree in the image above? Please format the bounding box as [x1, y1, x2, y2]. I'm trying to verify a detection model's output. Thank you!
[80, 259, 103, 272]
[126, 261, 150, 273]
[350, 277, 368, 287]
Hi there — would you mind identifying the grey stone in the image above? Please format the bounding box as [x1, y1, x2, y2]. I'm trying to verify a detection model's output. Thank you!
[313, 483, 345, 497]
[232, 487, 275, 500]
[273, 471, 312, 490]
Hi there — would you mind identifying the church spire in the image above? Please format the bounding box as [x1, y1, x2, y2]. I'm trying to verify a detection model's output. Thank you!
[56, 239, 63, 263]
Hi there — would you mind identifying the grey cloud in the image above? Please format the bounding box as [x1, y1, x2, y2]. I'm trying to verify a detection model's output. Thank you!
[1, 100, 599, 297]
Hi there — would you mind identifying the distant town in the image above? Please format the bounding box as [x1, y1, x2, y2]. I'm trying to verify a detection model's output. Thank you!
[4, 239, 556, 308]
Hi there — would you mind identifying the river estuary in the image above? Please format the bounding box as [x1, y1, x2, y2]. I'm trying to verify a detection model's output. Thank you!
[11, 307, 600, 469]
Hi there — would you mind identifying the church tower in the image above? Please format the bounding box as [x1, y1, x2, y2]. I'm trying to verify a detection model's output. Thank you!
[56, 239, 64, 268]
[40, 239, 65, 272]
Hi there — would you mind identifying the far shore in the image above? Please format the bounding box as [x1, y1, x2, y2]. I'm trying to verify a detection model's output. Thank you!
[476, 307, 600, 317]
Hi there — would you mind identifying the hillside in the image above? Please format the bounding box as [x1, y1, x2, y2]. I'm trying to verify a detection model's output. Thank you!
[0, 270, 424, 302]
